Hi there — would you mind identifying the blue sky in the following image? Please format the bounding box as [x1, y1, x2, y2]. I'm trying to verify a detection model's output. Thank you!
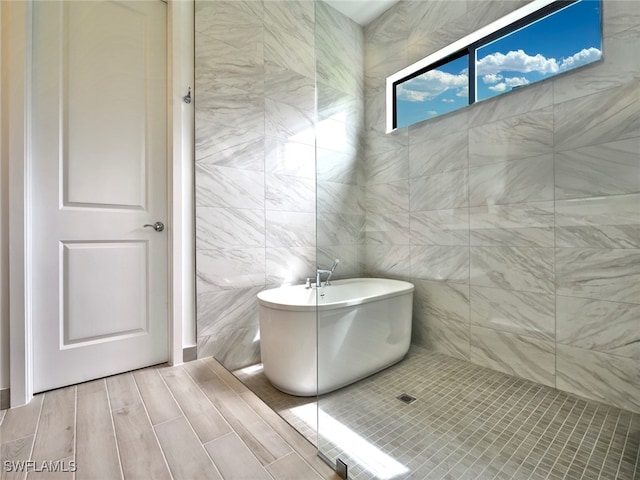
[396, 0, 602, 128]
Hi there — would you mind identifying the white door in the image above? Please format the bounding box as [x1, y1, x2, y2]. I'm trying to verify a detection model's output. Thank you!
[31, 0, 169, 393]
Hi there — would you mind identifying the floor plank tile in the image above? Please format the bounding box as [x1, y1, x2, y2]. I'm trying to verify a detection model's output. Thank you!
[154, 416, 221, 480]
[133, 369, 182, 426]
[112, 403, 171, 480]
[266, 452, 324, 480]
[106, 373, 141, 412]
[75, 380, 122, 480]
[31, 387, 75, 462]
[1, 435, 35, 480]
[160, 367, 232, 443]
[0, 394, 43, 444]
[198, 375, 293, 466]
[204, 432, 272, 480]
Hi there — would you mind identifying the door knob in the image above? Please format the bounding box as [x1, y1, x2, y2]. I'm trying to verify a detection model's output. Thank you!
[144, 221, 165, 232]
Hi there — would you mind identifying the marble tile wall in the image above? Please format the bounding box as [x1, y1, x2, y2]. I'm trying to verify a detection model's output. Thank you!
[195, 1, 365, 371]
[364, 0, 640, 413]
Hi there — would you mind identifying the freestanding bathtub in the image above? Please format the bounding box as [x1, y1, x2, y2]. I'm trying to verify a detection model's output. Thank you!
[257, 278, 414, 396]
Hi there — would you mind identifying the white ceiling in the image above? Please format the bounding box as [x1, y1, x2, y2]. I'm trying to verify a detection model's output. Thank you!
[322, 0, 400, 26]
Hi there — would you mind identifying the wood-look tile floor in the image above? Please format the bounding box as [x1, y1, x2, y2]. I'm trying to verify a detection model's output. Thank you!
[0, 357, 340, 480]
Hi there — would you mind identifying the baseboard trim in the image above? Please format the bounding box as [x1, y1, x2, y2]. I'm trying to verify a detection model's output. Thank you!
[183, 345, 197, 363]
[1, 388, 9, 410]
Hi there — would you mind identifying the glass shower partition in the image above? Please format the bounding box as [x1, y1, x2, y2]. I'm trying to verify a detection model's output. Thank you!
[314, 0, 369, 477]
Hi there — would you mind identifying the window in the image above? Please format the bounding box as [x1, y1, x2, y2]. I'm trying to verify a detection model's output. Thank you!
[387, 0, 602, 131]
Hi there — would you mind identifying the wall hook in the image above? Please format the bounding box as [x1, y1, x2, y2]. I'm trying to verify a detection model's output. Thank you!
[183, 86, 192, 104]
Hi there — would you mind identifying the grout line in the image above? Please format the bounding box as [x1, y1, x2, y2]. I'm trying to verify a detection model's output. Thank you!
[23, 393, 46, 480]
[72, 386, 77, 480]
[563, 402, 601, 479]
[613, 412, 633, 480]
[131, 370, 175, 480]
[596, 409, 623, 480]
[103, 379, 125, 480]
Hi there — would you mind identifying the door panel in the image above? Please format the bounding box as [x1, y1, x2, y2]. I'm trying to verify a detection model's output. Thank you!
[32, 0, 168, 393]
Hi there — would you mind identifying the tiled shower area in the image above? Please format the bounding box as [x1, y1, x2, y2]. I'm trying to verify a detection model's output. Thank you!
[194, 0, 639, 478]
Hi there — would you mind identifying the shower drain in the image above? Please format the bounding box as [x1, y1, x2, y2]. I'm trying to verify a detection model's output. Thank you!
[397, 393, 416, 404]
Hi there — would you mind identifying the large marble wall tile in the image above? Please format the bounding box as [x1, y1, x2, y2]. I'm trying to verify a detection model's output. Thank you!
[364, 128, 408, 156]
[365, 212, 410, 245]
[195, 86, 265, 135]
[364, 0, 407, 45]
[470, 202, 554, 248]
[413, 315, 470, 361]
[470, 246, 554, 295]
[317, 213, 364, 246]
[318, 81, 363, 127]
[406, 15, 468, 65]
[556, 344, 640, 413]
[413, 279, 470, 325]
[470, 326, 556, 387]
[411, 245, 469, 282]
[196, 287, 262, 338]
[365, 147, 409, 185]
[317, 245, 363, 279]
[409, 109, 468, 143]
[365, 245, 411, 279]
[265, 211, 315, 248]
[196, 248, 265, 293]
[409, 130, 468, 178]
[195, 35, 264, 96]
[264, 1, 314, 80]
[197, 326, 261, 371]
[410, 208, 469, 246]
[265, 173, 315, 213]
[466, 0, 529, 37]
[317, 148, 359, 185]
[470, 286, 555, 341]
[554, 82, 640, 152]
[195, 1, 263, 39]
[364, 39, 407, 94]
[468, 107, 554, 166]
[556, 248, 640, 304]
[196, 207, 265, 250]
[468, 154, 554, 206]
[317, 117, 360, 155]
[265, 137, 315, 179]
[603, 0, 640, 36]
[365, 180, 410, 213]
[405, 0, 467, 46]
[264, 99, 314, 146]
[555, 194, 640, 249]
[364, 88, 387, 134]
[195, 115, 264, 171]
[265, 247, 316, 286]
[317, 182, 362, 215]
[316, 1, 364, 97]
[468, 82, 553, 128]
[410, 170, 468, 212]
[195, 164, 264, 209]
[555, 138, 640, 200]
[264, 62, 315, 112]
[553, 25, 640, 104]
[556, 296, 639, 359]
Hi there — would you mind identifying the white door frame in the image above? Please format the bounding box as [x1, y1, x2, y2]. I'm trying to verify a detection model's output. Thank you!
[6, 0, 195, 407]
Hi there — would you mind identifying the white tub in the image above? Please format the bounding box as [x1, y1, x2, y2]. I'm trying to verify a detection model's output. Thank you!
[257, 278, 414, 396]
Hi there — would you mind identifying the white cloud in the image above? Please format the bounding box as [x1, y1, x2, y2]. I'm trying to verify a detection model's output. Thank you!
[488, 83, 508, 92]
[504, 76, 530, 87]
[477, 47, 602, 78]
[442, 98, 455, 103]
[456, 86, 469, 97]
[427, 111, 438, 116]
[559, 47, 602, 71]
[477, 49, 560, 76]
[482, 73, 503, 84]
[397, 69, 468, 102]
